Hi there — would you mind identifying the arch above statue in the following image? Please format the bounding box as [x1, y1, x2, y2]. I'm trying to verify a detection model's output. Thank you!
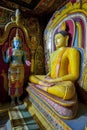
[27, 1, 87, 122]
[44, 1, 87, 90]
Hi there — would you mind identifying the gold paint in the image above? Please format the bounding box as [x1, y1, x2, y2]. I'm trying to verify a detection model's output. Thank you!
[47, 2, 87, 31]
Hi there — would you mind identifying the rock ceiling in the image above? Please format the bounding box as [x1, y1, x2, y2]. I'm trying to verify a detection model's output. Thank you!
[0, 0, 70, 17]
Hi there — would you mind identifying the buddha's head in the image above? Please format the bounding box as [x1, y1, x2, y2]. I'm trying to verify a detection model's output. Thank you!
[13, 29, 22, 49]
[54, 31, 69, 49]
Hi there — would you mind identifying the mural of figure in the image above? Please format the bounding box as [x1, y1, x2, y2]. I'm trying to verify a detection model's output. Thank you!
[2, 29, 31, 106]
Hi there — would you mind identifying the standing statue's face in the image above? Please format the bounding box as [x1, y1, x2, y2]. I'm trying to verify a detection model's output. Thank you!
[55, 33, 66, 49]
[13, 39, 21, 49]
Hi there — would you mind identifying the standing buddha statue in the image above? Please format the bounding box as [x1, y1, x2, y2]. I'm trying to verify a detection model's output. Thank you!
[2, 29, 31, 105]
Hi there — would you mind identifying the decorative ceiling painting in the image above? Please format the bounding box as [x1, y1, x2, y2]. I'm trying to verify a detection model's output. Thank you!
[0, 0, 76, 17]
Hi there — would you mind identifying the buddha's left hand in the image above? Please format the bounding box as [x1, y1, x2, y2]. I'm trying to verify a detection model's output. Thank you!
[25, 60, 31, 66]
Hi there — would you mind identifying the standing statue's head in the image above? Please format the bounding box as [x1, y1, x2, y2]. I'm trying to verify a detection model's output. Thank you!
[13, 29, 22, 49]
[54, 30, 69, 49]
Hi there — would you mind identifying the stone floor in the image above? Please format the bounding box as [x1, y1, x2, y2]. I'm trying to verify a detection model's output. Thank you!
[0, 101, 87, 130]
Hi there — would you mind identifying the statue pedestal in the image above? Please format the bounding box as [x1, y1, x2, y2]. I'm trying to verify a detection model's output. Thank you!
[25, 85, 87, 130]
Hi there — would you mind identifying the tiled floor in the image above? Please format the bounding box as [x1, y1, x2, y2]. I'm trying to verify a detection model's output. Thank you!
[0, 102, 87, 130]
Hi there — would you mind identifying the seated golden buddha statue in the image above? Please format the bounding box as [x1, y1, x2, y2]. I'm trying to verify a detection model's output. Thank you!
[29, 30, 80, 101]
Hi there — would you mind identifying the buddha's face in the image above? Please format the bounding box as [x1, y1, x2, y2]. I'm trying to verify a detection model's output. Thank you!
[55, 33, 67, 49]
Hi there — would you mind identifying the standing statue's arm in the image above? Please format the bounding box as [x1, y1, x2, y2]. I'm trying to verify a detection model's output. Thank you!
[23, 52, 31, 66]
[2, 50, 11, 63]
